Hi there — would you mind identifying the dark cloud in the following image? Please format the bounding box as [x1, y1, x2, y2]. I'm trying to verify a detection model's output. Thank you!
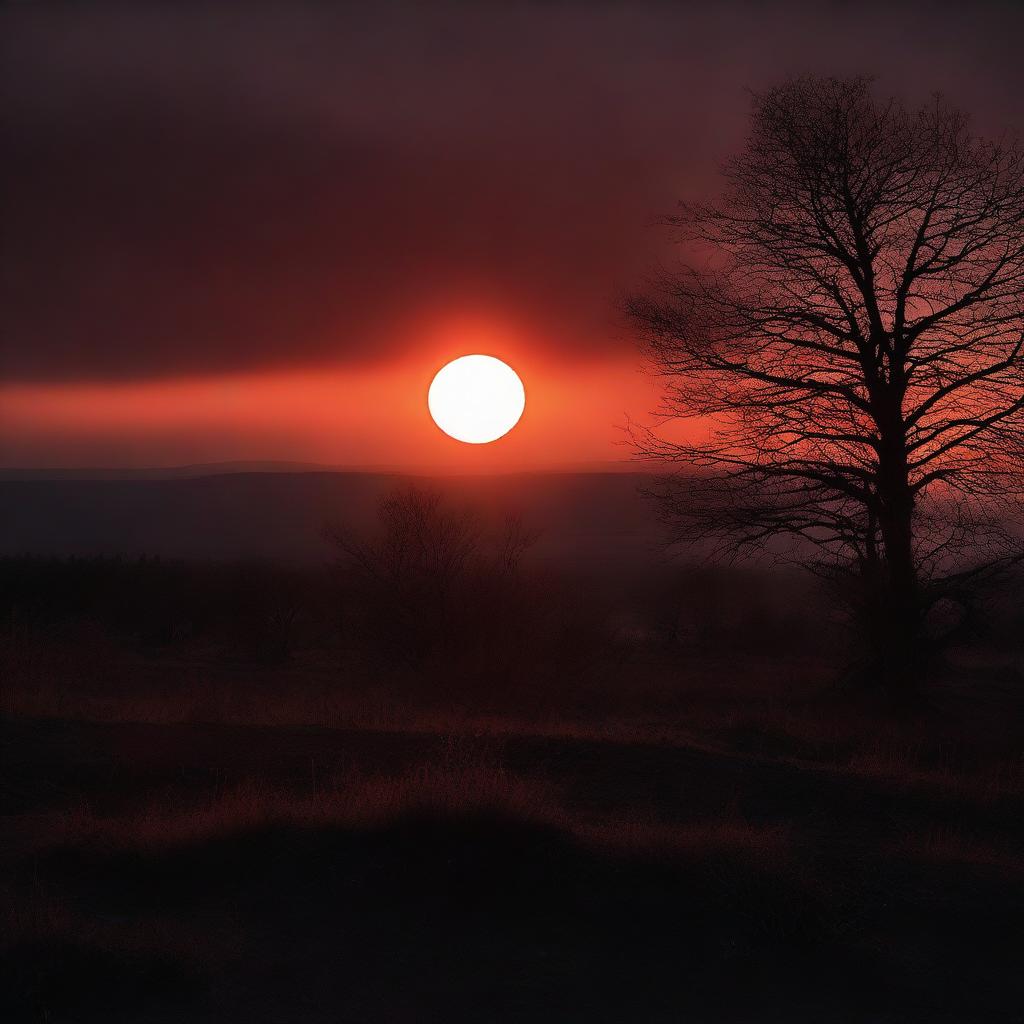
[3, 2, 1024, 382]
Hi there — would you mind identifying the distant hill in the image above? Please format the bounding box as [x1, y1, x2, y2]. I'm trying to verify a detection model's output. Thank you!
[0, 460, 657, 481]
[0, 462, 377, 481]
[0, 470, 669, 571]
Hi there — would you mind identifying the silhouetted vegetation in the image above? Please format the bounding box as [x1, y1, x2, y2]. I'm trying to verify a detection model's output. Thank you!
[325, 486, 540, 673]
[631, 76, 1024, 694]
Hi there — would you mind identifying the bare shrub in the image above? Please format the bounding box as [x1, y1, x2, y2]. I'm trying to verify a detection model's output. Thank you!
[326, 486, 539, 676]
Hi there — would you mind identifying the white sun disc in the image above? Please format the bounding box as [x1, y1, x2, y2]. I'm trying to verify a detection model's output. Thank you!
[428, 354, 526, 444]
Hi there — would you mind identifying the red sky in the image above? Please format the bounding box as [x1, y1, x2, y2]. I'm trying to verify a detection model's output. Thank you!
[1, 315, 664, 471]
[3, 2, 1023, 470]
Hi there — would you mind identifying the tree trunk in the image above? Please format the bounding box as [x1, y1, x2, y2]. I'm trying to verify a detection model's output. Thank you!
[873, 404, 922, 695]
[877, 507, 920, 690]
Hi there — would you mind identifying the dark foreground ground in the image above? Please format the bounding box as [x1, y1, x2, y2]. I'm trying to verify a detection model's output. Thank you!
[4, 672, 1023, 1024]
[2, 541, 1023, 1021]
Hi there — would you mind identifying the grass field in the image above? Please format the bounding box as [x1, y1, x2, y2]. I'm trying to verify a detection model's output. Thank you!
[4, 638, 1023, 1022]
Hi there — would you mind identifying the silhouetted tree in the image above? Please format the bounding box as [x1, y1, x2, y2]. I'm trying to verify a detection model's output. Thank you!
[326, 486, 537, 667]
[629, 77, 1024, 691]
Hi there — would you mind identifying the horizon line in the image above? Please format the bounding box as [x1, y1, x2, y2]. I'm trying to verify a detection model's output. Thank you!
[0, 458, 671, 481]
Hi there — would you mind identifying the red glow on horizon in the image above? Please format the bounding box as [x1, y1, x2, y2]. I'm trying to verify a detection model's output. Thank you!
[0, 315, 665, 472]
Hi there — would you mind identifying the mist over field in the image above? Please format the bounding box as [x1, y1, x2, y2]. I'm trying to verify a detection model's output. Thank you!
[0, 469, 668, 570]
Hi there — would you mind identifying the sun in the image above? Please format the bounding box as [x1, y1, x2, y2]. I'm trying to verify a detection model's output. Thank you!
[428, 354, 526, 444]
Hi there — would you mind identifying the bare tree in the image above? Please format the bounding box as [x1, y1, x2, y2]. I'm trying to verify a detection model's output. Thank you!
[326, 487, 478, 663]
[628, 77, 1024, 690]
[326, 486, 538, 666]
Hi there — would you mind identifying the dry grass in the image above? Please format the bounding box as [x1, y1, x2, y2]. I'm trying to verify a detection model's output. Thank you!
[892, 828, 1024, 874]
[13, 736, 790, 872]
[842, 746, 1023, 804]
[6, 651, 1022, 815]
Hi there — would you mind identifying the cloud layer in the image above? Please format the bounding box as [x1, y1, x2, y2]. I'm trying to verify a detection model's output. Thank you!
[3, 1, 1024, 385]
